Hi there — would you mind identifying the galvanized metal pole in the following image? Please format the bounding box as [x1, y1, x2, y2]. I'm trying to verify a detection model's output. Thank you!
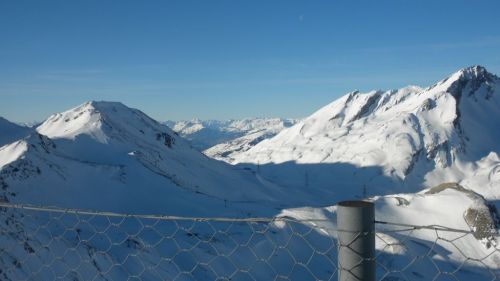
[337, 200, 375, 281]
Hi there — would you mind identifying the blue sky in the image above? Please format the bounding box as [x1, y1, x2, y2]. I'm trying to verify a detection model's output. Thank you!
[1, 0, 500, 123]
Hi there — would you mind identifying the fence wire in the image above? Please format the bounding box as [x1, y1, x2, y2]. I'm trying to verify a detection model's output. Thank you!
[0, 202, 498, 281]
[374, 220, 500, 281]
[0, 203, 338, 281]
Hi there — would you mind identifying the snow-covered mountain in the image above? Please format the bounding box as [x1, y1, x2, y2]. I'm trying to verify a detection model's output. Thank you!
[0, 102, 308, 281]
[0, 101, 291, 216]
[165, 118, 298, 155]
[0, 117, 32, 147]
[1, 67, 499, 280]
[228, 66, 500, 278]
[235, 66, 500, 201]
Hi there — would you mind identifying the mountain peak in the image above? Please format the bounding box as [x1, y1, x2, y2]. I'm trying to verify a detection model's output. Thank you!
[36, 101, 171, 146]
[446, 65, 499, 83]
[429, 65, 498, 95]
[455, 65, 495, 80]
[76, 100, 133, 117]
[84, 100, 128, 110]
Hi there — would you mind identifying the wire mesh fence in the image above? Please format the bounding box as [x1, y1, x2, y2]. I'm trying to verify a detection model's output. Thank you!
[0, 203, 338, 281]
[374, 221, 500, 281]
[0, 202, 498, 281]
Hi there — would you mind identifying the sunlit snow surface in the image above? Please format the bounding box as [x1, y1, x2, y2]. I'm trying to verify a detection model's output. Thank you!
[235, 66, 500, 200]
[0, 66, 499, 280]
[2, 101, 292, 215]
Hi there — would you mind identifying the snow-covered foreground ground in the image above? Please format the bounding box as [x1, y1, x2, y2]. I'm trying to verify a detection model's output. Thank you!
[0, 66, 499, 280]
[1, 184, 498, 280]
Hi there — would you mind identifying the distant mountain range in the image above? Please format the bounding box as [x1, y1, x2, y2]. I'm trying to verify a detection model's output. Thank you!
[1, 66, 499, 280]
[165, 118, 299, 162]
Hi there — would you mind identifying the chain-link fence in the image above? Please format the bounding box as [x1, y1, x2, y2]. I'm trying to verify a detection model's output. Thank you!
[0, 202, 498, 281]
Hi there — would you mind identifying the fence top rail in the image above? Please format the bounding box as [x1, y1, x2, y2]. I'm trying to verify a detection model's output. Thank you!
[0, 201, 481, 236]
[0, 202, 334, 223]
[374, 220, 476, 234]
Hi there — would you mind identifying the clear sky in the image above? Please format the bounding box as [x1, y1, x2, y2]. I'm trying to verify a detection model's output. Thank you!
[1, 0, 500, 123]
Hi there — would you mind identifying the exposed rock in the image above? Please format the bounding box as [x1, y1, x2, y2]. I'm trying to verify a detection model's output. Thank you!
[426, 182, 498, 244]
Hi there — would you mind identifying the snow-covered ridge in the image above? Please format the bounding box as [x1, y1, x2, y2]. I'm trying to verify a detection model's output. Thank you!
[234, 65, 500, 199]
[37, 101, 178, 146]
[0, 67, 499, 279]
[0, 101, 296, 216]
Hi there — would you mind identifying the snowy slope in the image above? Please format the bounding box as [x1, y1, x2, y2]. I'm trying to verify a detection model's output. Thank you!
[165, 118, 298, 152]
[1, 67, 499, 280]
[278, 182, 500, 280]
[0, 117, 32, 147]
[0, 101, 293, 216]
[235, 66, 500, 200]
[0, 102, 307, 281]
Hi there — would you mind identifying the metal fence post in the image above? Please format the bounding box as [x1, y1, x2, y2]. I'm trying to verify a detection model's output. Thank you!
[337, 200, 375, 281]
